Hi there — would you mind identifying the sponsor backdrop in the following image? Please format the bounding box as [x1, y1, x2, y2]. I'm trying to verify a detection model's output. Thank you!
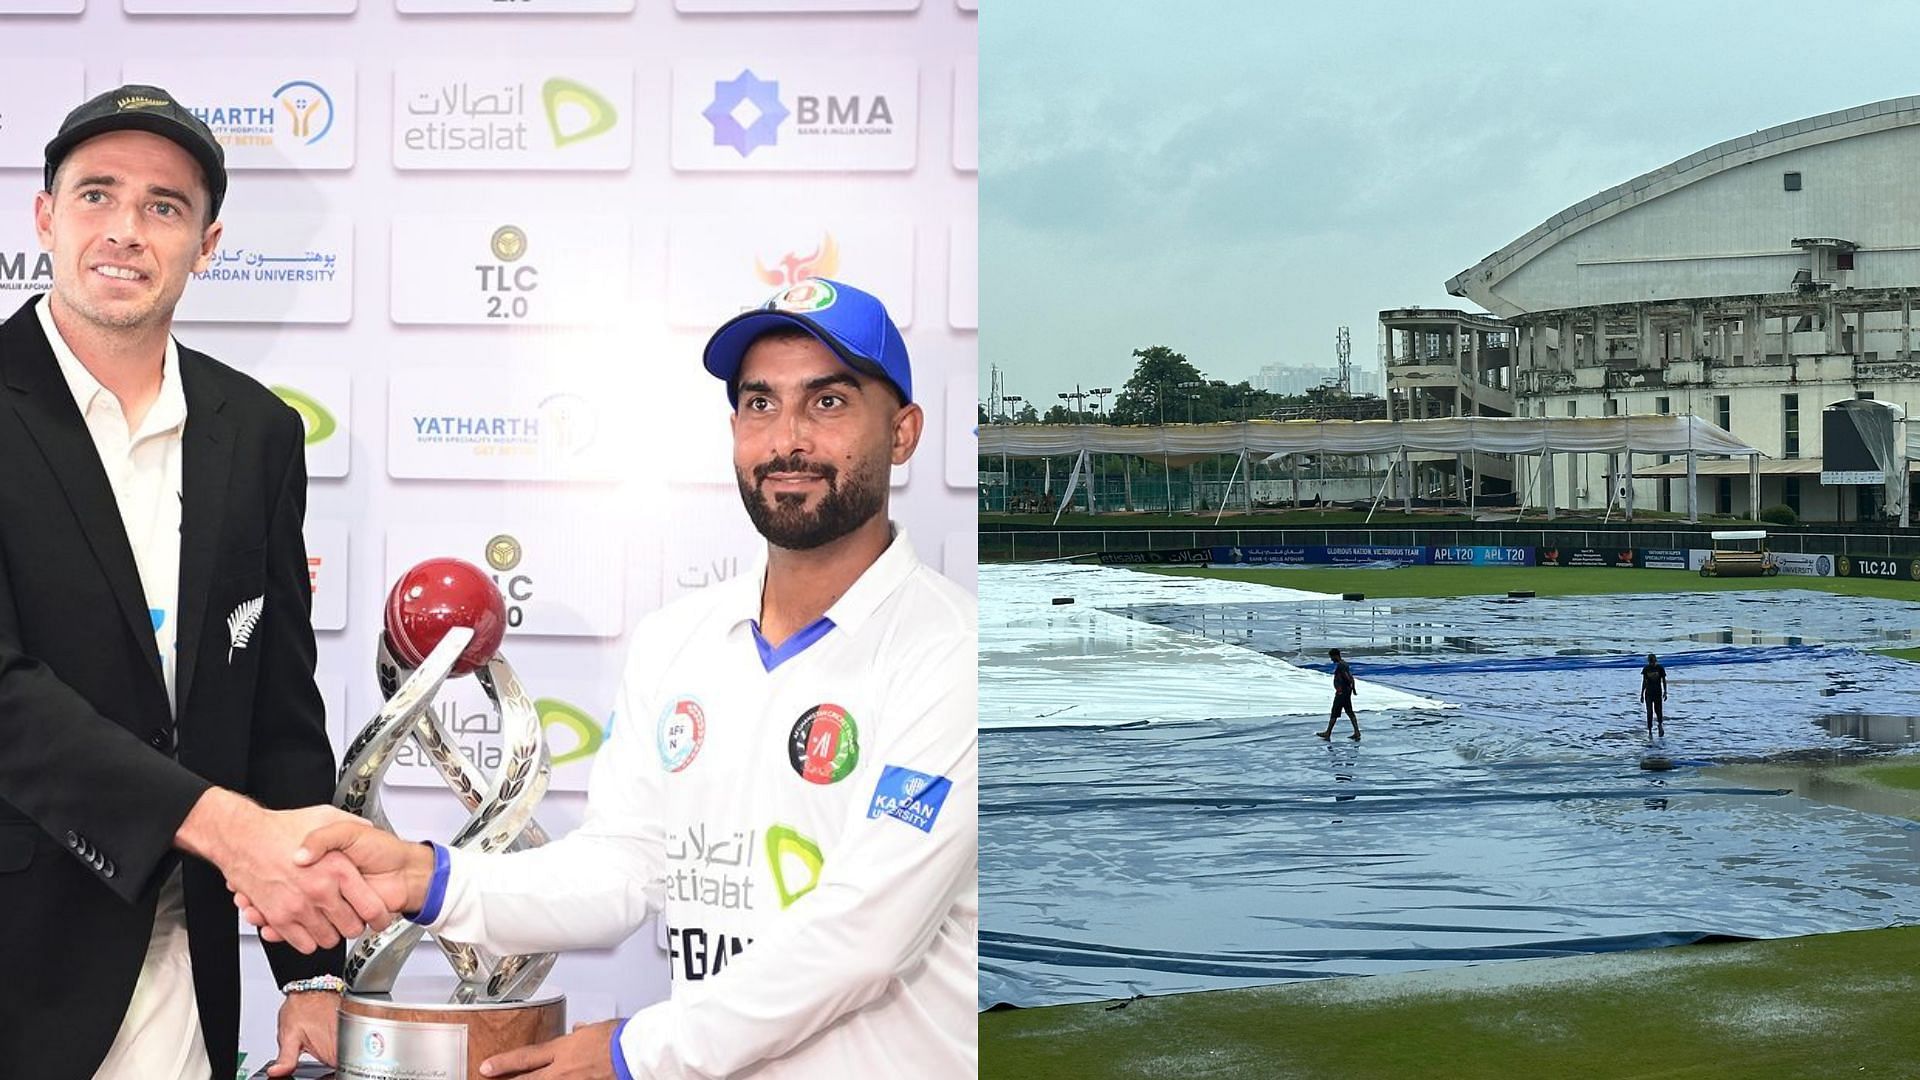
[0, 3, 976, 1072]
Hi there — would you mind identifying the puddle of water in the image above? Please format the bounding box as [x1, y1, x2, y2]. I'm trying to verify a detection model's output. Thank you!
[1815, 714, 1920, 745]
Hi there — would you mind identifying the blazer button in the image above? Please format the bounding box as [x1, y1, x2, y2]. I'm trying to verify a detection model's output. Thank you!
[149, 729, 173, 751]
[64, 830, 78, 848]
[103, 861, 116, 878]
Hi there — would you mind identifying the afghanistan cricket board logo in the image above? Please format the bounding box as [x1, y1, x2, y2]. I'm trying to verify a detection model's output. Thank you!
[787, 703, 859, 785]
[658, 697, 706, 773]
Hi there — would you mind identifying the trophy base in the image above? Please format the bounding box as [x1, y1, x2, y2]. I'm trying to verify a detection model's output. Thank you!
[335, 978, 565, 1080]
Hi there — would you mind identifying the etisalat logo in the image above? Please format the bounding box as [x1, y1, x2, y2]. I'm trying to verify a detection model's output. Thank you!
[270, 386, 337, 446]
[401, 75, 618, 152]
[189, 79, 336, 149]
[754, 232, 837, 288]
[392, 692, 603, 770]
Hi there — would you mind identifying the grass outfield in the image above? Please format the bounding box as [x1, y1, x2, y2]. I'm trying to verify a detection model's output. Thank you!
[979, 927, 1920, 1080]
[1141, 563, 1920, 602]
[1858, 760, 1920, 790]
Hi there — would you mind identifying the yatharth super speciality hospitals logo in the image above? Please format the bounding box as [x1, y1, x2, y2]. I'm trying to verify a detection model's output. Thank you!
[190, 78, 335, 150]
[270, 386, 337, 446]
[705, 69, 788, 157]
[407, 390, 595, 459]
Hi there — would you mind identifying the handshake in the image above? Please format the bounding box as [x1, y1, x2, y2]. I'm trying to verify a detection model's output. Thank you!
[179, 787, 433, 952]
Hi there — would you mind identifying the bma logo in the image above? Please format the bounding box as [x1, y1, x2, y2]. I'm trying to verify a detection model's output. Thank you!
[0, 249, 52, 293]
[795, 89, 894, 136]
[754, 232, 837, 288]
[475, 224, 536, 320]
[704, 69, 787, 157]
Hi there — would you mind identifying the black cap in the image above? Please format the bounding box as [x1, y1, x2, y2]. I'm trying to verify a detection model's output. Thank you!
[43, 84, 227, 222]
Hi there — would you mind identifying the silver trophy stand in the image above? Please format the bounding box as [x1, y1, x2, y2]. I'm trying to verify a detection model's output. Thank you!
[331, 626, 566, 1080]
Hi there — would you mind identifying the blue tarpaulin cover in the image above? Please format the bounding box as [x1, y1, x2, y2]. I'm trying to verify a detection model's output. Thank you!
[980, 565, 1920, 1009]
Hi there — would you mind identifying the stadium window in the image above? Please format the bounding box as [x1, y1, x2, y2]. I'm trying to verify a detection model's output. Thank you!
[1715, 395, 1731, 432]
[1785, 477, 1801, 516]
[1783, 171, 1802, 191]
[1605, 399, 1619, 416]
[1655, 396, 1670, 415]
[1717, 477, 1733, 515]
[1836, 251, 1855, 271]
[1858, 391, 1875, 400]
[1566, 401, 1577, 417]
[1782, 393, 1799, 458]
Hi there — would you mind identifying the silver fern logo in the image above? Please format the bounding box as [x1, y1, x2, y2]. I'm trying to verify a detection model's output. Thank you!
[227, 595, 265, 663]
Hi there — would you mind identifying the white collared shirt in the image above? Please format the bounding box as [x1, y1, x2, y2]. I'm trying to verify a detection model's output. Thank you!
[36, 297, 186, 715]
[430, 527, 978, 1078]
[35, 299, 207, 1080]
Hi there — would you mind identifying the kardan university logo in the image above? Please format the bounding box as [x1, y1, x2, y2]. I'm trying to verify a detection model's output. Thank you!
[704, 69, 788, 157]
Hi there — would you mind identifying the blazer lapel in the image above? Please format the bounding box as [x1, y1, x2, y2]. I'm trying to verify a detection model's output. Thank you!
[173, 351, 235, 719]
[0, 298, 166, 695]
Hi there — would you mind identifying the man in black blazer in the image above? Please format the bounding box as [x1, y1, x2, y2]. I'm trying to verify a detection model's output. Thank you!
[0, 86, 396, 1079]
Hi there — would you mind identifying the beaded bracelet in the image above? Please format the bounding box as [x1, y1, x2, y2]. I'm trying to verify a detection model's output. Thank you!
[281, 975, 348, 995]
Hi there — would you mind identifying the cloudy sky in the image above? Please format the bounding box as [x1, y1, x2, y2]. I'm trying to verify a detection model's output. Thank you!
[981, 0, 1920, 413]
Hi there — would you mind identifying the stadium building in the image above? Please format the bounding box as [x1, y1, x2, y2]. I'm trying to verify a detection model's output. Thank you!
[1387, 95, 1920, 523]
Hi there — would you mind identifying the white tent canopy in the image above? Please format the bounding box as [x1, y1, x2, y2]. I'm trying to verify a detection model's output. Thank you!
[980, 414, 1764, 524]
[978, 414, 1760, 458]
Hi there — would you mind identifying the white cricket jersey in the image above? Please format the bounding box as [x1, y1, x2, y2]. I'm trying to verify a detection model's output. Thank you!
[37, 299, 207, 1080]
[428, 528, 977, 1078]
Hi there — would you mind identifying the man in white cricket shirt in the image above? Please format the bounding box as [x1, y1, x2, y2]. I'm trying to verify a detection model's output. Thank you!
[257, 278, 978, 1078]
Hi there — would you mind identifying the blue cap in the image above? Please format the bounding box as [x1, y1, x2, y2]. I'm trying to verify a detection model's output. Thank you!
[702, 278, 911, 406]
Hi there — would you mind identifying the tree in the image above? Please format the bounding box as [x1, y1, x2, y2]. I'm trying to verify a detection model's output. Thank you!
[1014, 401, 1039, 424]
[1111, 346, 1206, 425]
[1040, 404, 1074, 425]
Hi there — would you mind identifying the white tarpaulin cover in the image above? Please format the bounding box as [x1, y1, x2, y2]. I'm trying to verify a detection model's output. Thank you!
[979, 564, 1440, 731]
[979, 415, 1761, 459]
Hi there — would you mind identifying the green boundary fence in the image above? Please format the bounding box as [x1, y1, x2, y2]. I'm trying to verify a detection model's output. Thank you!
[979, 526, 1920, 564]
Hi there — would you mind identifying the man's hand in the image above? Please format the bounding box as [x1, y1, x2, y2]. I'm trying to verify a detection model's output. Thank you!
[177, 788, 396, 953]
[238, 820, 434, 943]
[479, 1019, 622, 1079]
[267, 990, 340, 1077]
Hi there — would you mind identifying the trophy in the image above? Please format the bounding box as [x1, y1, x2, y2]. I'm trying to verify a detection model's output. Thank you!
[331, 559, 566, 1080]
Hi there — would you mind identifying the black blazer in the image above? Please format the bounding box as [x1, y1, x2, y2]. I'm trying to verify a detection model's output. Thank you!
[0, 296, 341, 1079]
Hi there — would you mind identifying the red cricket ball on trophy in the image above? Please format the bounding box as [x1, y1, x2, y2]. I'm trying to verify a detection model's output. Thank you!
[382, 558, 508, 676]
